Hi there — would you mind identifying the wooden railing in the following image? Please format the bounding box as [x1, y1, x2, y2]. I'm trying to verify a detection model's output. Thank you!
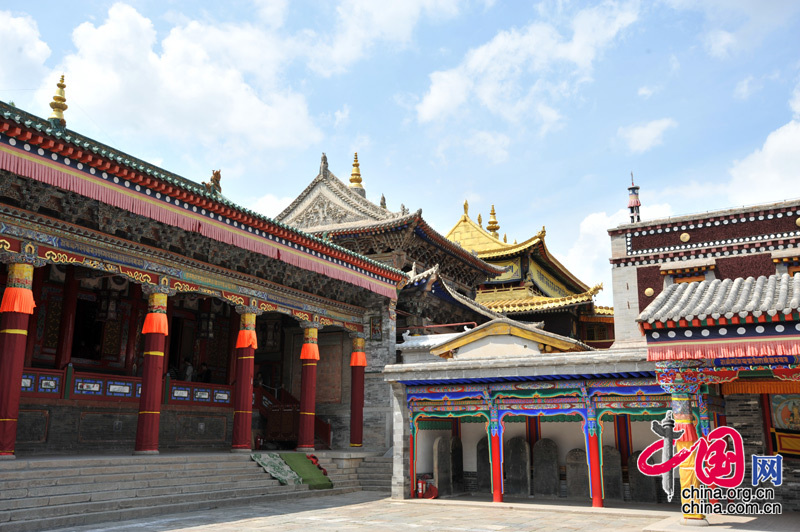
[21, 367, 233, 408]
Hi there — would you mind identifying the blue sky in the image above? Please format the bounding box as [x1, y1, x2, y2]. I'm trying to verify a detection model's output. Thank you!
[2, 1, 799, 305]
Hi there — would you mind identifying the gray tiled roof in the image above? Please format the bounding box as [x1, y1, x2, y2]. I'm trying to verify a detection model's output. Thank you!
[638, 272, 800, 323]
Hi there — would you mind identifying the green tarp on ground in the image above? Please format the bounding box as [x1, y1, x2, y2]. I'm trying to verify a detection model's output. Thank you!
[278, 452, 333, 490]
[251, 453, 302, 485]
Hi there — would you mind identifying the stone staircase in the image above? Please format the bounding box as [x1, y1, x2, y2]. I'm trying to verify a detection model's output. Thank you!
[0, 453, 357, 532]
[315, 455, 361, 490]
[357, 456, 393, 493]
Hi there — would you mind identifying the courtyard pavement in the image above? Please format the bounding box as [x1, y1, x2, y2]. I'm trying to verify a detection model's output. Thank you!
[56, 491, 798, 532]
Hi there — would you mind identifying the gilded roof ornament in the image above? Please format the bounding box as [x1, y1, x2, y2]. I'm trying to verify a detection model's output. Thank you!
[202, 169, 222, 195]
[477, 213, 482, 226]
[463, 199, 469, 215]
[380, 194, 387, 209]
[349, 152, 363, 189]
[487, 204, 500, 238]
[503, 233, 507, 243]
[48, 75, 68, 128]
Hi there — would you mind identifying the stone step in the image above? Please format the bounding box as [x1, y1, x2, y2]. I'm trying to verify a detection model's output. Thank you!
[330, 479, 360, 488]
[0, 468, 275, 495]
[0, 485, 360, 532]
[0, 453, 253, 472]
[360, 456, 392, 463]
[357, 472, 391, 481]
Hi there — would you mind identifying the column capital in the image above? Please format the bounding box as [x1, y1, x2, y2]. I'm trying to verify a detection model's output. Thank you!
[299, 320, 319, 330]
[0, 250, 46, 267]
[235, 304, 264, 316]
[141, 284, 176, 296]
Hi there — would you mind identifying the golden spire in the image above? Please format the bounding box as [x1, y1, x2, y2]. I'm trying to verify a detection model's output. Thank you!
[49, 75, 68, 127]
[477, 213, 482, 227]
[349, 152, 363, 189]
[487, 204, 500, 238]
[463, 199, 469, 216]
[503, 233, 507, 243]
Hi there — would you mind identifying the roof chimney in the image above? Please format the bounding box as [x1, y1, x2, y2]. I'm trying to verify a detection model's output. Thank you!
[628, 171, 641, 223]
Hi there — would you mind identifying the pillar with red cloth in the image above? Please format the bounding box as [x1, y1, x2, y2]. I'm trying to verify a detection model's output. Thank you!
[673, 389, 705, 522]
[232, 309, 259, 451]
[488, 410, 504, 502]
[349, 333, 366, 447]
[297, 321, 319, 451]
[584, 400, 604, 508]
[0, 262, 36, 458]
[134, 288, 170, 454]
[54, 265, 78, 369]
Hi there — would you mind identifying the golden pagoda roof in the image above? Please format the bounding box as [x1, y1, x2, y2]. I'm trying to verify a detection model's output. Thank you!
[446, 205, 589, 292]
[476, 284, 603, 314]
[446, 208, 545, 255]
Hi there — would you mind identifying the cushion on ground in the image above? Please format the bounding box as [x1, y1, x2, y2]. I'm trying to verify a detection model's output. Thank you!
[278, 452, 334, 490]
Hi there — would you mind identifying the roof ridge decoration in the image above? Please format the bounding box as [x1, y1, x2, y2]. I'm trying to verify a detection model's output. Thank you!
[48, 75, 68, 128]
[275, 153, 398, 230]
[0, 100, 406, 300]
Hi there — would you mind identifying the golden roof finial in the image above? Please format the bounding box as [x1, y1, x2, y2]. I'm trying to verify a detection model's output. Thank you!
[477, 213, 482, 227]
[48, 75, 68, 127]
[503, 233, 507, 243]
[464, 199, 469, 216]
[349, 152, 363, 189]
[487, 204, 500, 238]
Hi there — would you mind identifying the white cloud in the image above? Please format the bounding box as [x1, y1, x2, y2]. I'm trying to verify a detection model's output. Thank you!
[37, 3, 321, 159]
[334, 104, 350, 127]
[306, 0, 463, 76]
[465, 131, 510, 164]
[637, 85, 657, 98]
[666, 0, 800, 58]
[252, 0, 288, 28]
[669, 54, 680, 72]
[617, 118, 677, 153]
[790, 82, 800, 118]
[0, 10, 51, 105]
[560, 202, 674, 306]
[726, 119, 800, 206]
[249, 193, 294, 218]
[733, 75, 762, 100]
[416, 2, 638, 127]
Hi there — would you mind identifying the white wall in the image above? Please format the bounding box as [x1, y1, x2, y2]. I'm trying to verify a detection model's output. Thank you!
[631, 421, 656, 454]
[539, 421, 587, 466]
[414, 429, 449, 474]
[461, 422, 485, 472]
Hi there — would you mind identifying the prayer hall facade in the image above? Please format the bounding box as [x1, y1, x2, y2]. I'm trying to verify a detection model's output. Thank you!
[0, 80, 407, 457]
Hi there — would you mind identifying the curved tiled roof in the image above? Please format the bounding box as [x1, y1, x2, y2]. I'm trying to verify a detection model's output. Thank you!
[638, 273, 800, 323]
[594, 305, 615, 316]
[0, 101, 405, 283]
[477, 284, 603, 314]
[405, 264, 506, 321]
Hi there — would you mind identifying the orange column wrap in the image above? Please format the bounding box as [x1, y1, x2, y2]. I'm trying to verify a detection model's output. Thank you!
[134, 291, 168, 454]
[297, 324, 319, 451]
[349, 334, 366, 447]
[232, 312, 257, 451]
[0, 263, 34, 457]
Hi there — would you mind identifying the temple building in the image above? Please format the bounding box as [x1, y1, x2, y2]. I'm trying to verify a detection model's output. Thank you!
[446, 202, 613, 348]
[609, 195, 800, 515]
[275, 154, 507, 334]
[0, 79, 406, 457]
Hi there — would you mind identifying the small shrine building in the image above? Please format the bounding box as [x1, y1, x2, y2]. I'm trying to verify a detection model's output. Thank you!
[446, 203, 613, 348]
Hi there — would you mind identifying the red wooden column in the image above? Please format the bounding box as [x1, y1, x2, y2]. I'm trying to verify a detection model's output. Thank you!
[0, 263, 36, 458]
[297, 322, 319, 451]
[232, 310, 258, 451]
[23, 265, 46, 367]
[134, 290, 169, 454]
[349, 333, 366, 447]
[54, 266, 78, 369]
[587, 428, 604, 507]
[488, 416, 504, 503]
